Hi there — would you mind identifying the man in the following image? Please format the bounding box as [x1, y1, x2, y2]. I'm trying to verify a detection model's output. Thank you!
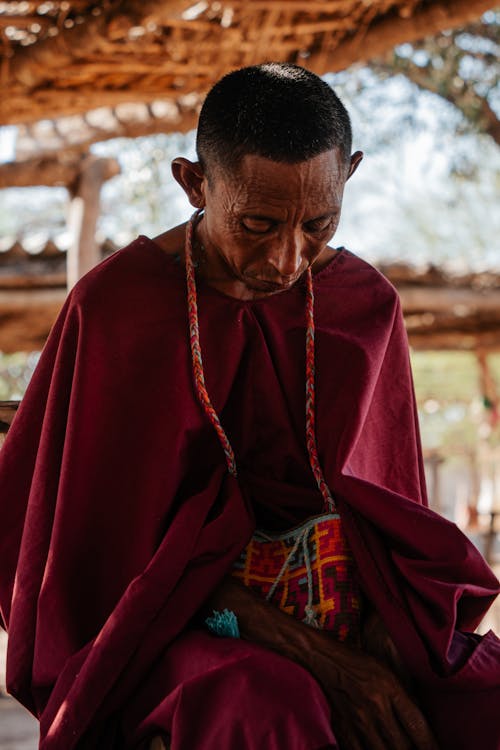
[0, 63, 499, 750]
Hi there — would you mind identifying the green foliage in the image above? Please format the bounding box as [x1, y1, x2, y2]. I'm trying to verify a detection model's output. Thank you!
[370, 10, 500, 153]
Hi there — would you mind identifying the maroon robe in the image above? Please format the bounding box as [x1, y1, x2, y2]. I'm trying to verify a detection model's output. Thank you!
[0, 238, 499, 749]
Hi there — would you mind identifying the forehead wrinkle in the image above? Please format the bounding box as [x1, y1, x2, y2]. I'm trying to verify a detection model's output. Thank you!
[216, 175, 249, 217]
[214, 151, 346, 221]
[249, 169, 337, 206]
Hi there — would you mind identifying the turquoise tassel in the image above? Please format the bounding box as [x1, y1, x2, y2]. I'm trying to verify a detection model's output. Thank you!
[205, 608, 240, 638]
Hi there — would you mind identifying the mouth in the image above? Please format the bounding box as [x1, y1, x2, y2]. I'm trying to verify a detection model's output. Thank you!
[242, 274, 302, 292]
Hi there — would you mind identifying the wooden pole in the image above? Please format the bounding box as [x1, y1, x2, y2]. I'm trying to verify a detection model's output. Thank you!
[467, 449, 481, 528]
[67, 157, 119, 290]
[426, 451, 445, 512]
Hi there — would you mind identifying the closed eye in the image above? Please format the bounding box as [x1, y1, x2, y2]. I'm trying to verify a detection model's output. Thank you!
[304, 217, 335, 234]
[241, 218, 275, 234]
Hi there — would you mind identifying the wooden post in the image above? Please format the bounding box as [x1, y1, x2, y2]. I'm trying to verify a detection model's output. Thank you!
[426, 451, 444, 512]
[484, 511, 498, 565]
[467, 449, 481, 529]
[67, 156, 120, 290]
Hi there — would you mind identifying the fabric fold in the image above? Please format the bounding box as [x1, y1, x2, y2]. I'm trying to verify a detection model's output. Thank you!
[0, 238, 498, 749]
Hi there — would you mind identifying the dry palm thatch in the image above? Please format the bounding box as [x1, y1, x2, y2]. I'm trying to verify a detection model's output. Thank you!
[1, 0, 495, 130]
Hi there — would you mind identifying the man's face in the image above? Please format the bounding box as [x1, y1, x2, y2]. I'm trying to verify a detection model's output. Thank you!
[197, 149, 351, 297]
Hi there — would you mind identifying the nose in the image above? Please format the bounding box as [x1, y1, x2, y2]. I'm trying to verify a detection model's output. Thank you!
[269, 230, 303, 279]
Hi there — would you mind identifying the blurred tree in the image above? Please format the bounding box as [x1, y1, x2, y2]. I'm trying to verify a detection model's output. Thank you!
[0, 352, 40, 400]
[371, 10, 500, 147]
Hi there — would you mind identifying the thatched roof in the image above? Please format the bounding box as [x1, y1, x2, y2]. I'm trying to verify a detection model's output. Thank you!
[1, 0, 494, 136]
[1, 239, 499, 352]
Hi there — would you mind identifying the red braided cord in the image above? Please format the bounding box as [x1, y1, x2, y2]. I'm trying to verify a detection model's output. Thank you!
[185, 210, 335, 511]
[185, 211, 237, 476]
[305, 269, 335, 513]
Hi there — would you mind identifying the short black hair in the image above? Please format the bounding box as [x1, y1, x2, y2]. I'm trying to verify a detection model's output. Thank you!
[196, 63, 352, 175]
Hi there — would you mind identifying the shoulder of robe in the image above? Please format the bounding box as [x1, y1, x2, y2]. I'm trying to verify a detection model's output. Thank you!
[67, 237, 183, 321]
[319, 248, 401, 321]
[336, 249, 398, 294]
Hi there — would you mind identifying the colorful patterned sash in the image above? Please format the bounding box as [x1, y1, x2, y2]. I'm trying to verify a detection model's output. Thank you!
[232, 513, 360, 641]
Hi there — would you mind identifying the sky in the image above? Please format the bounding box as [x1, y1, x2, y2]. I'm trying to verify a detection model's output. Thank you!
[0, 126, 16, 162]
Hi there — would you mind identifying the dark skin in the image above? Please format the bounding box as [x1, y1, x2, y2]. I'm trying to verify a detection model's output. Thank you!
[151, 149, 439, 749]
[206, 580, 438, 750]
[155, 148, 362, 300]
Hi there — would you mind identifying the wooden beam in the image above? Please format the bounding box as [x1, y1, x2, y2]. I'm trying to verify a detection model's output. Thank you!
[3, 90, 203, 129]
[14, 104, 200, 164]
[398, 285, 500, 313]
[0, 156, 80, 188]
[0, 154, 119, 188]
[0, 401, 20, 433]
[0, 288, 67, 308]
[408, 329, 500, 351]
[0, 288, 66, 352]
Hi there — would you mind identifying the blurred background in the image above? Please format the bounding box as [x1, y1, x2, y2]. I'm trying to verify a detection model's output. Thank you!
[0, 1, 499, 746]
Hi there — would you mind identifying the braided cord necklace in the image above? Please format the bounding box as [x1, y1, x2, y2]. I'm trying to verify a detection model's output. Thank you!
[185, 211, 335, 514]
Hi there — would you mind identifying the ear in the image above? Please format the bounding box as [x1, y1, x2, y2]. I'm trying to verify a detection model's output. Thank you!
[171, 157, 206, 208]
[346, 150, 363, 181]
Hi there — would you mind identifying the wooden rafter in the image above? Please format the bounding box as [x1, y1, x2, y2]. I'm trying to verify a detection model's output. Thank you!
[399, 286, 500, 314]
[0, 154, 119, 188]
[0, 401, 19, 432]
[13, 99, 201, 163]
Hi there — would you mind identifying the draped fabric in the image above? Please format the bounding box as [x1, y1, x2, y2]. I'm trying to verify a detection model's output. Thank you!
[0, 238, 498, 749]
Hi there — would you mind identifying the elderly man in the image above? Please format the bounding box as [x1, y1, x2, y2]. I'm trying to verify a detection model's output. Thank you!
[0, 63, 499, 750]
